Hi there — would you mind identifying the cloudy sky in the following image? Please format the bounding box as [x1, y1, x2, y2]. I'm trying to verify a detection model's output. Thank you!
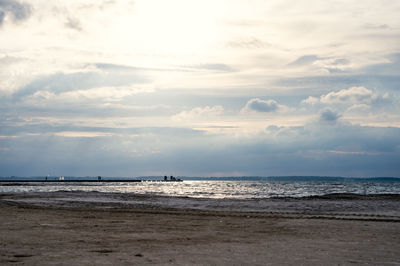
[1, 0, 400, 177]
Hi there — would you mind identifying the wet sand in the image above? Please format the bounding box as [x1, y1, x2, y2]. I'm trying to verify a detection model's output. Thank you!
[1, 192, 400, 265]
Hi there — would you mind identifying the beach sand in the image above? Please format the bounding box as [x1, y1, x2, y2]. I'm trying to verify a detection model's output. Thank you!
[1, 192, 400, 265]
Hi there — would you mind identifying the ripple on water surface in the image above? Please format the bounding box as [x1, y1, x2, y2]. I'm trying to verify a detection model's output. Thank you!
[1, 181, 400, 199]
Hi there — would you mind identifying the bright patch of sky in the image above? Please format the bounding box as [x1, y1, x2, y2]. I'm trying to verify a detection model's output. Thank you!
[1, 0, 400, 177]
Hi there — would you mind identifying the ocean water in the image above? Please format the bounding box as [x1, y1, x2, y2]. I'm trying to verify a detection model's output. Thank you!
[1, 180, 400, 199]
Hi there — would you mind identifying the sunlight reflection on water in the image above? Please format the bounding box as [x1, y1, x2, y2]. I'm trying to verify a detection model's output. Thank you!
[1, 181, 400, 199]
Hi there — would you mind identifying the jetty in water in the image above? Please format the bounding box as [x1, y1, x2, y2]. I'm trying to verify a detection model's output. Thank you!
[0, 176, 183, 183]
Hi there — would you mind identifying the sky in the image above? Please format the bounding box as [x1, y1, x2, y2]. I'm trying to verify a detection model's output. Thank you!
[0, 0, 400, 177]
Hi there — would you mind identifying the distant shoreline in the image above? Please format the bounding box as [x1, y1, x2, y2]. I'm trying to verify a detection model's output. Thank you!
[1, 176, 400, 182]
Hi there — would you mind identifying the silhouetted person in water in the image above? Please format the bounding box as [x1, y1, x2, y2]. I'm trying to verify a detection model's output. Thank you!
[164, 176, 167, 181]
[170, 176, 176, 181]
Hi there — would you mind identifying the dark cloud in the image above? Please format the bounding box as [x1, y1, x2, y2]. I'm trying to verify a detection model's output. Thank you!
[288, 55, 350, 72]
[288, 55, 351, 74]
[226, 37, 270, 49]
[289, 55, 320, 66]
[0, 55, 26, 64]
[93, 62, 231, 74]
[65, 16, 82, 31]
[276, 74, 400, 92]
[331, 58, 350, 65]
[287, 53, 399, 84]
[363, 23, 389, 30]
[94, 63, 190, 73]
[320, 108, 340, 122]
[0, 0, 31, 26]
[0, 123, 204, 138]
[243, 98, 279, 113]
[362, 53, 400, 76]
[186, 63, 234, 72]
[205, 125, 238, 129]
[94, 63, 141, 71]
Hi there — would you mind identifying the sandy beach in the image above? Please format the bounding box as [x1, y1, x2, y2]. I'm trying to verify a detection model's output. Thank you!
[1, 192, 400, 265]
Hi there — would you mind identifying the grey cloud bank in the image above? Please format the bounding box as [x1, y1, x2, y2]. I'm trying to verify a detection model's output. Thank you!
[1, 123, 399, 177]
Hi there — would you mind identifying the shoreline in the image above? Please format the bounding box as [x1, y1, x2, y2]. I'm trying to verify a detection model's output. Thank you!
[1, 191, 400, 222]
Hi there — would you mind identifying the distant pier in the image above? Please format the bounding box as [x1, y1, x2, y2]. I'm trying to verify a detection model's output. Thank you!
[0, 175, 182, 184]
[0, 179, 183, 184]
[0, 179, 183, 183]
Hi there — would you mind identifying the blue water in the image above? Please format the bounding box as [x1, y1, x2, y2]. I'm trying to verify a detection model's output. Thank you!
[1, 180, 400, 199]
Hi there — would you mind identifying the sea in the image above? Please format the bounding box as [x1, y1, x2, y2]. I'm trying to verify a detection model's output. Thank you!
[1, 176, 400, 199]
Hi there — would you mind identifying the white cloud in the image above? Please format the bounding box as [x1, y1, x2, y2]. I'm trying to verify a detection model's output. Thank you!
[320, 86, 377, 104]
[302, 86, 384, 106]
[345, 104, 371, 113]
[64, 85, 155, 101]
[24, 85, 154, 105]
[54, 131, 113, 138]
[0, 56, 36, 96]
[0, 135, 17, 139]
[301, 96, 319, 105]
[173, 105, 224, 121]
[289, 55, 351, 73]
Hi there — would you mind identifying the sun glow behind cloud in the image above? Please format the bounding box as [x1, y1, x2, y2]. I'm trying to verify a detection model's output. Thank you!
[91, 0, 225, 68]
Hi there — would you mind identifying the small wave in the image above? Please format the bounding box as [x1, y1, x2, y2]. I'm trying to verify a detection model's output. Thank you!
[304, 193, 400, 200]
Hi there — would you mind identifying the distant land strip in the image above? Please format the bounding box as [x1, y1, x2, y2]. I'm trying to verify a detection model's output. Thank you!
[1, 176, 400, 182]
